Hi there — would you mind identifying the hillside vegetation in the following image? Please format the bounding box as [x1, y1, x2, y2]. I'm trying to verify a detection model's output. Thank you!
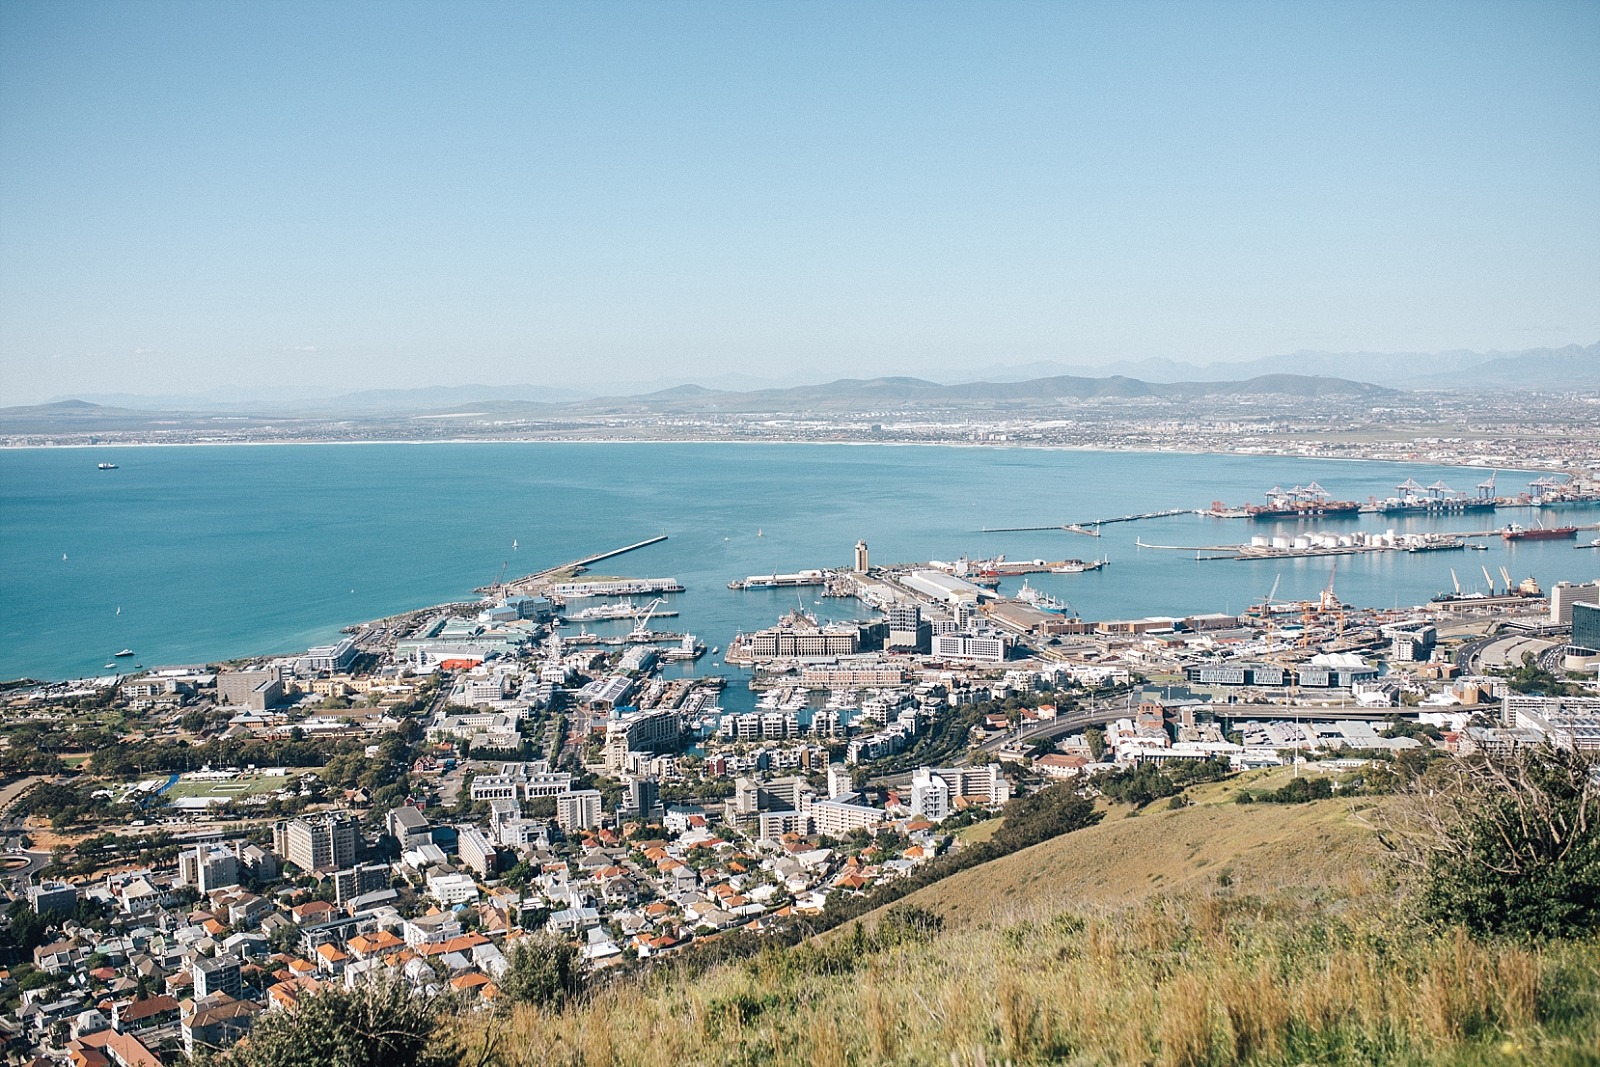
[859, 772, 1380, 927]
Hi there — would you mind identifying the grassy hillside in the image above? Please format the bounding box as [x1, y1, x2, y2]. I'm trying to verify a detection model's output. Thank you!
[870, 772, 1382, 928]
[457, 775, 1600, 1067]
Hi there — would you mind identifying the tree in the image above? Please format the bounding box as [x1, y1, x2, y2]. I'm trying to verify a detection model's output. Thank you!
[498, 934, 586, 1011]
[1083, 726, 1105, 761]
[1381, 744, 1600, 939]
[204, 978, 454, 1067]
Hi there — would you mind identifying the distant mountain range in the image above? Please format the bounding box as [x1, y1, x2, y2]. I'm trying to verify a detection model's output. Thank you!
[548, 372, 1392, 416]
[37, 341, 1594, 416]
[959, 342, 1600, 390]
[2, 371, 1394, 433]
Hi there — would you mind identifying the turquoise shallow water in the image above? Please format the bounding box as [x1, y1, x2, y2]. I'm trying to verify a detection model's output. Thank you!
[1, 443, 1595, 681]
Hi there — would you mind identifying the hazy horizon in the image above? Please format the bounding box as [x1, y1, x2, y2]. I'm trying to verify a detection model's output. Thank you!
[3, 1, 1597, 407]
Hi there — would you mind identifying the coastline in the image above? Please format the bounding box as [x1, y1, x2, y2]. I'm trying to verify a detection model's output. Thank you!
[0, 434, 1554, 474]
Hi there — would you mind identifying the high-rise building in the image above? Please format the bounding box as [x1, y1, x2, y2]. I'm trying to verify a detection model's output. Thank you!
[332, 864, 391, 906]
[854, 540, 870, 573]
[456, 826, 498, 878]
[909, 767, 951, 821]
[555, 790, 603, 832]
[192, 955, 242, 1000]
[28, 881, 78, 917]
[1552, 581, 1600, 625]
[1573, 601, 1600, 653]
[886, 601, 931, 652]
[180, 845, 241, 894]
[272, 812, 359, 873]
[622, 776, 660, 818]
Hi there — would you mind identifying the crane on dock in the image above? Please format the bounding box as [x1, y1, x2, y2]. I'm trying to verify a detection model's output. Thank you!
[629, 597, 666, 639]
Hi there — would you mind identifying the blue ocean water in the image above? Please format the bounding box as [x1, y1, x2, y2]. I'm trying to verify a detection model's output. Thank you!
[1, 442, 1595, 682]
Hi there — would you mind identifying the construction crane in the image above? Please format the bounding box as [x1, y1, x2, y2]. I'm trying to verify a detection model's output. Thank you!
[1450, 568, 1461, 596]
[629, 597, 666, 639]
[1483, 565, 1497, 595]
[1500, 566, 1513, 593]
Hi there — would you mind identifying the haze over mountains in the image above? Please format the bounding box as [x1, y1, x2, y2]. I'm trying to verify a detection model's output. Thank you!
[2, 371, 1400, 432]
[958, 341, 1600, 389]
[43, 342, 1596, 415]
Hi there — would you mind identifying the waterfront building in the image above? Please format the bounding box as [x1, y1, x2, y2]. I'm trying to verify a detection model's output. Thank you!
[745, 611, 864, 659]
[854, 540, 870, 572]
[301, 637, 358, 674]
[603, 708, 682, 772]
[900, 570, 993, 606]
[800, 664, 906, 687]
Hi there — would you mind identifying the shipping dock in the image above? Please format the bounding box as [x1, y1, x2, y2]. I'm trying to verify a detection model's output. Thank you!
[728, 569, 826, 590]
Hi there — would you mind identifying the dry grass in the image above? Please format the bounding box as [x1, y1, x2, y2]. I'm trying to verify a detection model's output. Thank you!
[454, 885, 1600, 1067]
[852, 781, 1385, 932]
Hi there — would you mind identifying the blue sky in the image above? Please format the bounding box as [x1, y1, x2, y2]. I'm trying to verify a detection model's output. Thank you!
[1, 0, 1596, 403]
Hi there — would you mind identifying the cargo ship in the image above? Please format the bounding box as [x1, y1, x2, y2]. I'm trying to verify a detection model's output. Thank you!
[1502, 524, 1578, 542]
[1369, 479, 1496, 516]
[1246, 483, 1361, 521]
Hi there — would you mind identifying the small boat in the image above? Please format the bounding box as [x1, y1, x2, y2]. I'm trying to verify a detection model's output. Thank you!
[103, 662, 116, 670]
[115, 649, 134, 657]
[97, 462, 118, 470]
[1578, 538, 1600, 549]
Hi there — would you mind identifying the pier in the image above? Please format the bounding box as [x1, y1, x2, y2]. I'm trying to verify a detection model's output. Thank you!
[983, 508, 1192, 536]
[497, 534, 670, 594]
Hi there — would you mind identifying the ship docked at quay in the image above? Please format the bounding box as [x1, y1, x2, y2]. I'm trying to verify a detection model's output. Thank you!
[1222, 473, 1600, 523]
[1503, 524, 1579, 542]
[1238, 482, 1362, 520]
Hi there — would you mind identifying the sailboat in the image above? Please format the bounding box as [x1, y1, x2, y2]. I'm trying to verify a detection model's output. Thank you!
[116, 606, 121, 615]
[513, 539, 518, 550]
